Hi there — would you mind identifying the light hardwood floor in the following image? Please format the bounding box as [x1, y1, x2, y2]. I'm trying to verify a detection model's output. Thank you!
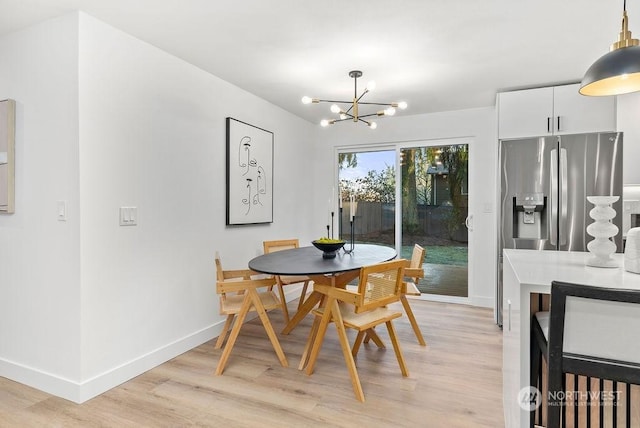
[0, 299, 504, 427]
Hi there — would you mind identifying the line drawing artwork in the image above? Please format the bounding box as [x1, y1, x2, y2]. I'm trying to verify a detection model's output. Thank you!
[226, 118, 273, 225]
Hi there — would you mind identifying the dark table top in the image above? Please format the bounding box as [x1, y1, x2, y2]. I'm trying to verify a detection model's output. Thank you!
[248, 244, 397, 276]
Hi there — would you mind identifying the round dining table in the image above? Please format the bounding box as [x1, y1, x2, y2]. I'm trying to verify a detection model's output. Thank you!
[248, 243, 397, 335]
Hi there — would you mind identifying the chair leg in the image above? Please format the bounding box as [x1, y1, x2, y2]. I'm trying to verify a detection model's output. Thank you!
[547, 363, 563, 428]
[400, 295, 427, 346]
[215, 293, 252, 375]
[249, 288, 288, 368]
[297, 281, 310, 311]
[386, 321, 409, 377]
[330, 299, 365, 402]
[352, 331, 366, 358]
[530, 327, 542, 428]
[215, 314, 235, 349]
[366, 328, 386, 348]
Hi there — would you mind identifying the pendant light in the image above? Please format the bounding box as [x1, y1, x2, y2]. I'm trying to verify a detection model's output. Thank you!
[580, 0, 640, 96]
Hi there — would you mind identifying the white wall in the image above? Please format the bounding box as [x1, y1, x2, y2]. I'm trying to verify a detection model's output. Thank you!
[312, 108, 498, 308]
[0, 13, 82, 394]
[0, 12, 318, 402]
[617, 92, 640, 185]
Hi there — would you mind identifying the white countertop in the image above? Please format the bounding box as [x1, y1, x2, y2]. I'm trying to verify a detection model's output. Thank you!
[503, 249, 640, 291]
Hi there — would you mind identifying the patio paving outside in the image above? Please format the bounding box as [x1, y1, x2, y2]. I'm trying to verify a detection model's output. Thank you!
[417, 263, 468, 297]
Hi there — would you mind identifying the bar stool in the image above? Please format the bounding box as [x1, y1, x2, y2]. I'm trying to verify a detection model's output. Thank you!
[530, 281, 640, 428]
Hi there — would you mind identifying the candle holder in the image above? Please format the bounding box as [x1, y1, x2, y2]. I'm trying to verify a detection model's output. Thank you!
[338, 207, 343, 240]
[343, 218, 355, 254]
[331, 211, 335, 239]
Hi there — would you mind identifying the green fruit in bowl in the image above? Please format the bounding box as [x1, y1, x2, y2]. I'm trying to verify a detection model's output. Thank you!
[315, 238, 345, 243]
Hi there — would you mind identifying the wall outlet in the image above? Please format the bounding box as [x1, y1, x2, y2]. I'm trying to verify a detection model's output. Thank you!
[119, 207, 138, 226]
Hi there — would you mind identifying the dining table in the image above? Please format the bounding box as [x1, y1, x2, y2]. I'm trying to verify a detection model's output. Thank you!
[248, 243, 397, 336]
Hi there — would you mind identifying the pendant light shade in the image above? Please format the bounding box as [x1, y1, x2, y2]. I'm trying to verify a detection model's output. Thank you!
[580, 46, 640, 96]
[580, 2, 640, 96]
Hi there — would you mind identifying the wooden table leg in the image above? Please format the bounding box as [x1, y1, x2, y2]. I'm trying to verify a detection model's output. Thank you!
[282, 290, 322, 334]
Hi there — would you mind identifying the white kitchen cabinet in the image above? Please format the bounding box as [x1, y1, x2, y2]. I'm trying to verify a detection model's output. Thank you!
[498, 83, 616, 139]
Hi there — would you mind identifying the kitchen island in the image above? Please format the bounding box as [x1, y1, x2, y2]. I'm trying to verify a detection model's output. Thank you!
[502, 249, 640, 428]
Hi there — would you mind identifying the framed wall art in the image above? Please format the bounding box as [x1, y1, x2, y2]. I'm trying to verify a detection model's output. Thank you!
[226, 117, 273, 225]
[0, 99, 15, 214]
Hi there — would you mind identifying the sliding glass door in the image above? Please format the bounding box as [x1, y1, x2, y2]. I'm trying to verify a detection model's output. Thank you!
[400, 144, 468, 297]
[337, 142, 469, 299]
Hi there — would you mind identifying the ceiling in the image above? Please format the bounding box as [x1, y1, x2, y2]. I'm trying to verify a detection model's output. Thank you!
[0, 0, 630, 124]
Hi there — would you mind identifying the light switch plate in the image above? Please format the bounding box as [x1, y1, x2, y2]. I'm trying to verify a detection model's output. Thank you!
[57, 200, 67, 221]
[119, 207, 138, 226]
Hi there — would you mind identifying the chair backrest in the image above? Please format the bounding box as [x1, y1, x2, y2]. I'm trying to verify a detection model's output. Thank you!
[215, 251, 224, 282]
[549, 280, 640, 382]
[355, 259, 409, 313]
[263, 239, 300, 254]
[410, 244, 426, 269]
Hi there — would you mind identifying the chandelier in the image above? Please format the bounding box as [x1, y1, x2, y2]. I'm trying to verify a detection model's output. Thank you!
[301, 70, 407, 129]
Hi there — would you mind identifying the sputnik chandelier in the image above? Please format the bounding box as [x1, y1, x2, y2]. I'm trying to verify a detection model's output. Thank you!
[301, 70, 407, 129]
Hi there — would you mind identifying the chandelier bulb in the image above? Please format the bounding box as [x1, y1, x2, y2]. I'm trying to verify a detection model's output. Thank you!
[340, 113, 347, 120]
[330, 104, 341, 114]
[302, 96, 312, 104]
[397, 101, 408, 110]
[320, 119, 329, 127]
[369, 121, 378, 129]
[384, 107, 396, 116]
[366, 81, 376, 92]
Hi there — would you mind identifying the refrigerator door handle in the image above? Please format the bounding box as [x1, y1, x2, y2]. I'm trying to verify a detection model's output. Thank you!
[550, 148, 558, 245]
[559, 148, 568, 246]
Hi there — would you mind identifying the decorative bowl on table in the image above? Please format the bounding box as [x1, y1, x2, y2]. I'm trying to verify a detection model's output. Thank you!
[311, 239, 346, 259]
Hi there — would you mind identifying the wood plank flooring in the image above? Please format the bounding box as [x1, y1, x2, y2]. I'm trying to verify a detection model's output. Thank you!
[0, 299, 504, 427]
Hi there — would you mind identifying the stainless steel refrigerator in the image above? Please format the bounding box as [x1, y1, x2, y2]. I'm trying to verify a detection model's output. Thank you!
[496, 132, 623, 326]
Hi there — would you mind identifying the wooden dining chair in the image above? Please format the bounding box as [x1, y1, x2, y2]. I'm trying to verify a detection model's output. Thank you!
[402, 243, 427, 346]
[303, 259, 410, 402]
[263, 239, 311, 323]
[363, 243, 426, 346]
[214, 252, 288, 375]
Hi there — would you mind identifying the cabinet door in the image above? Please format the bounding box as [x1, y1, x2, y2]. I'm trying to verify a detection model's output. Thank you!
[498, 87, 554, 139]
[553, 84, 616, 135]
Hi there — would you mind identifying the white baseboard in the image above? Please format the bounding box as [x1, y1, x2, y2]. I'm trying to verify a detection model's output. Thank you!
[0, 284, 307, 404]
[471, 295, 495, 308]
[0, 323, 221, 403]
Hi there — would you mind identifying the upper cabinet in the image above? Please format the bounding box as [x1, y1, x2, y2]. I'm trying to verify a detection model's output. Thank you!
[498, 83, 616, 140]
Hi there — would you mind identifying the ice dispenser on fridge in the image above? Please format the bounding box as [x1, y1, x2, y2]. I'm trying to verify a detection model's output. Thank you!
[513, 193, 546, 239]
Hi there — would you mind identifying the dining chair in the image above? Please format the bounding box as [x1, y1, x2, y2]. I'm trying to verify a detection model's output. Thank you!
[214, 252, 288, 375]
[530, 281, 640, 428]
[363, 243, 426, 346]
[303, 259, 410, 402]
[263, 239, 311, 323]
[402, 244, 427, 346]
